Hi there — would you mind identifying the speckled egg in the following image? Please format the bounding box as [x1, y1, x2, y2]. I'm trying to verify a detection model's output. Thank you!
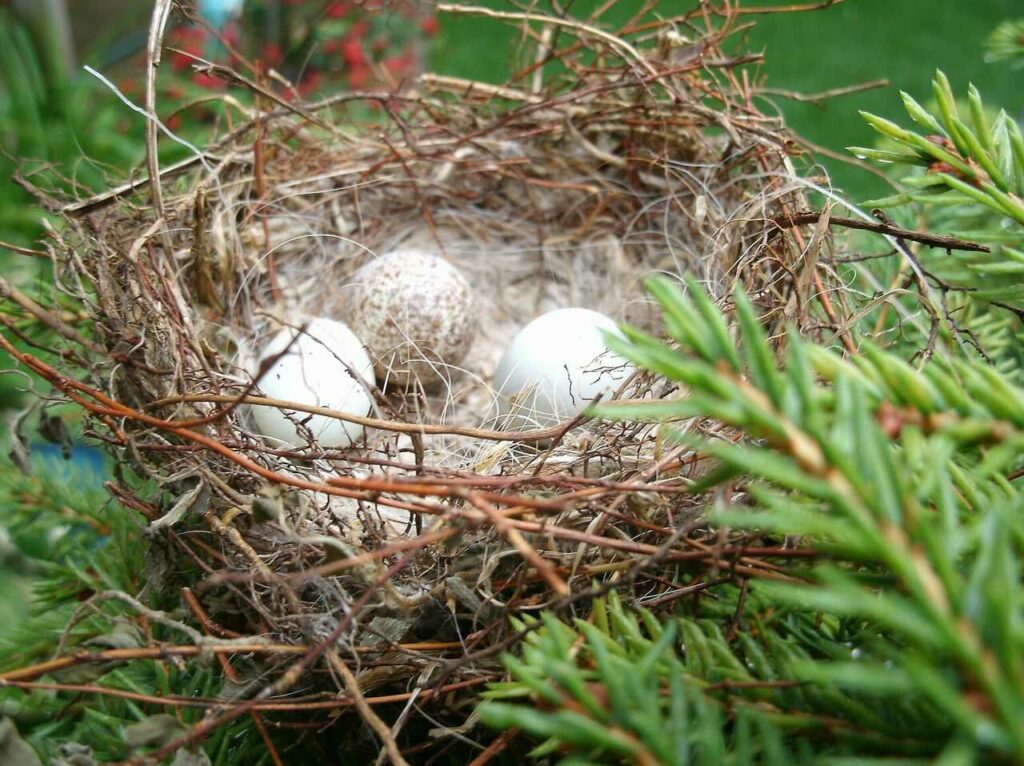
[343, 249, 476, 389]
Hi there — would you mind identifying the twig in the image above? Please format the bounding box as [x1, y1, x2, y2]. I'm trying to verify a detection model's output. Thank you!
[143, 0, 174, 257]
[1, 643, 296, 683]
[60, 154, 222, 215]
[467, 729, 519, 766]
[469, 493, 569, 597]
[418, 73, 543, 104]
[758, 78, 888, 106]
[733, 0, 845, 13]
[328, 650, 412, 766]
[150, 393, 583, 442]
[437, 4, 660, 81]
[0, 676, 494, 713]
[1, 638, 469, 686]
[0, 278, 101, 352]
[773, 211, 990, 253]
[184, 588, 285, 766]
[0, 239, 48, 258]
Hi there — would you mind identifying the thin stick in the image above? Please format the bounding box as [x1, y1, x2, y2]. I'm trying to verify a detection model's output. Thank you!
[143, 0, 174, 257]
[1, 643, 303, 683]
[437, 4, 659, 81]
[150, 393, 579, 442]
[773, 211, 990, 253]
[0, 278, 101, 352]
[469, 493, 569, 597]
[0, 240, 48, 258]
[734, 0, 845, 13]
[328, 650, 412, 766]
[184, 588, 285, 766]
[468, 729, 519, 766]
[759, 78, 888, 106]
[60, 154, 218, 215]
[0, 676, 493, 713]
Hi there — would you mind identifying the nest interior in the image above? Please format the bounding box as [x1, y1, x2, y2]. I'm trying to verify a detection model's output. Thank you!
[39, 4, 830, 738]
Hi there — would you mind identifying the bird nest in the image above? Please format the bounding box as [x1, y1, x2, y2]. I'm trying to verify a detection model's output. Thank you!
[8, 3, 842, 758]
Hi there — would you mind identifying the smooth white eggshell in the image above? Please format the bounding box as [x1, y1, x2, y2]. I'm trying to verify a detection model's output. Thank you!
[494, 308, 634, 429]
[251, 318, 374, 448]
[343, 249, 476, 389]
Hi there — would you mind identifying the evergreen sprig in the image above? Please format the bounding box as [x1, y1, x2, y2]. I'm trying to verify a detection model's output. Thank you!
[852, 71, 1024, 229]
[986, 20, 1024, 69]
[850, 71, 1024, 376]
[608, 277, 1024, 761]
[0, 466, 271, 765]
[480, 276, 1024, 764]
[479, 590, 956, 765]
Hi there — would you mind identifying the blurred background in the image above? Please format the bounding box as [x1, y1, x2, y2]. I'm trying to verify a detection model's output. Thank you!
[0, 0, 1020, 635]
[2, 1, 1019, 250]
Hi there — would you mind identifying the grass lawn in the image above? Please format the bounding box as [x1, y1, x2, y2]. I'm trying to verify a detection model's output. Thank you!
[433, 0, 1022, 199]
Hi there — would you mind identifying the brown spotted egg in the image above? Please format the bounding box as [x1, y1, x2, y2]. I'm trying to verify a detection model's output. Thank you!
[343, 249, 476, 389]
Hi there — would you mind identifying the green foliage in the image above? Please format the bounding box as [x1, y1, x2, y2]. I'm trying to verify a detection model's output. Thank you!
[986, 20, 1024, 68]
[0, 460, 279, 764]
[853, 71, 1024, 230]
[480, 600, 810, 766]
[481, 276, 1024, 763]
[619, 277, 1024, 759]
[849, 70, 1024, 380]
[479, 592, 950, 765]
[0, 465, 131, 678]
[0, 8, 143, 245]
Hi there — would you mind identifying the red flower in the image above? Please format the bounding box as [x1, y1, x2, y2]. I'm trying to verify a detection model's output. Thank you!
[384, 52, 413, 75]
[167, 25, 204, 72]
[326, 1, 351, 18]
[170, 53, 190, 72]
[299, 69, 323, 97]
[341, 37, 366, 67]
[170, 25, 205, 44]
[348, 64, 369, 90]
[422, 17, 439, 36]
[192, 71, 222, 90]
[261, 41, 284, 67]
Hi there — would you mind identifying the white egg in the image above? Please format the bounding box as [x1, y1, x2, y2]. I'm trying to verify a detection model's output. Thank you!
[494, 308, 634, 429]
[251, 318, 374, 448]
[343, 249, 476, 389]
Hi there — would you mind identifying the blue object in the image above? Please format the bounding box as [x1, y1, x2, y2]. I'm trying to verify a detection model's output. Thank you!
[198, 0, 246, 30]
[198, 0, 246, 59]
[32, 443, 107, 488]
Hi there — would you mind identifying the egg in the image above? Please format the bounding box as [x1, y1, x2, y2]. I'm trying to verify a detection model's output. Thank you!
[494, 308, 634, 429]
[343, 249, 476, 389]
[250, 318, 374, 448]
